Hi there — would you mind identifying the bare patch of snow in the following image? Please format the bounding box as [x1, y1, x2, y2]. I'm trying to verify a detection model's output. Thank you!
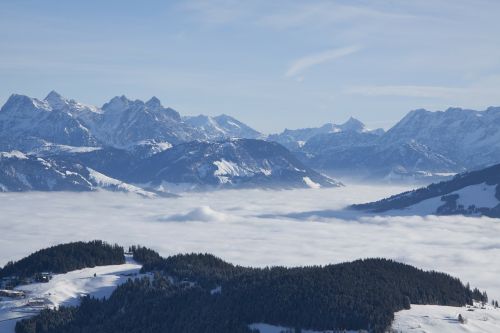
[0, 151, 28, 160]
[87, 168, 156, 198]
[392, 302, 500, 333]
[303, 177, 321, 189]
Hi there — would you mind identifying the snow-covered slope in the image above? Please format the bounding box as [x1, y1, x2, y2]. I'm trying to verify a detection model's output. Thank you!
[0, 151, 94, 192]
[184, 114, 262, 140]
[0, 256, 142, 333]
[0, 151, 159, 196]
[125, 139, 341, 189]
[392, 302, 500, 333]
[351, 163, 500, 216]
[382, 107, 500, 169]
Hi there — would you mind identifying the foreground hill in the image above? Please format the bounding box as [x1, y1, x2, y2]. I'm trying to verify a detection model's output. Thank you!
[351, 163, 500, 216]
[10, 244, 488, 333]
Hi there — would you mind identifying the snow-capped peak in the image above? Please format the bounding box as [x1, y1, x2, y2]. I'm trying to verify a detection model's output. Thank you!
[44, 90, 68, 109]
[45, 90, 64, 102]
[102, 95, 133, 112]
[145, 96, 162, 109]
[339, 116, 366, 132]
[1, 94, 49, 113]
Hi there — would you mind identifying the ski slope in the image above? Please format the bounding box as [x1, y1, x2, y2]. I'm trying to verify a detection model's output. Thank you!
[0, 256, 141, 333]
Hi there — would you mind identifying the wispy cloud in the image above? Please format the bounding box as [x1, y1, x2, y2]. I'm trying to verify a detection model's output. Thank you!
[259, 3, 428, 30]
[286, 46, 362, 78]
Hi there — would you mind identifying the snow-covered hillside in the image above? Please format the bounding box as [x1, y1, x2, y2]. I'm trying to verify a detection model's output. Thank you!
[0, 256, 142, 333]
[351, 163, 500, 216]
[184, 114, 262, 140]
[125, 139, 340, 189]
[392, 302, 500, 333]
[0, 150, 160, 196]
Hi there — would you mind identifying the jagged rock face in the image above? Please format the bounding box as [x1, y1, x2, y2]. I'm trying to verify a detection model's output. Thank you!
[96, 96, 195, 147]
[0, 93, 100, 151]
[381, 107, 500, 168]
[0, 92, 264, 151]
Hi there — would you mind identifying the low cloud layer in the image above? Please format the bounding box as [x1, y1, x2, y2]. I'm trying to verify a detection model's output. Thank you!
[0, 184, 499, 300]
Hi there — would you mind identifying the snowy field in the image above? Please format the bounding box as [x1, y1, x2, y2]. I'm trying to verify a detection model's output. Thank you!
[0, 184, 499, 306]
[393, 302, 500, 333]
[0, 256, 141, 332]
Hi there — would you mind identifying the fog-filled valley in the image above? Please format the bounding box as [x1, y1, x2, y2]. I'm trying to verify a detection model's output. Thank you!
[1, 185, 499, 302]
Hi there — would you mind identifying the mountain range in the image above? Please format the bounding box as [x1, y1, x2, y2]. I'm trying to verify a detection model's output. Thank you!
[268, 107, 500, 181]
[0, 92, 339, 193]
[1, 90, 500, 193]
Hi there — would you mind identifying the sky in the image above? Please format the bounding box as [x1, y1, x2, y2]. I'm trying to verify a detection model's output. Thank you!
[1, 0, 500, 133]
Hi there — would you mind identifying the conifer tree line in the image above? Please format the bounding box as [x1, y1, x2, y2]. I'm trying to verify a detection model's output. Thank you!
[0, 240, 124, 280]
[15, 245, 489, 333]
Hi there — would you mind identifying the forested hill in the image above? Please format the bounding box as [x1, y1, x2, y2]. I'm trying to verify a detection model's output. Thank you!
[16, 246, 488, 333]
[0, 240, 124, 279]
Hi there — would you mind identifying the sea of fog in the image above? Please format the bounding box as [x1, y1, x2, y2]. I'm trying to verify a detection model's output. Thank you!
[1, 184, 499, 300]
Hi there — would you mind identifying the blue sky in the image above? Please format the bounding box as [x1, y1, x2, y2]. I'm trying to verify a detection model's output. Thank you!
[1, 0, 499, 133]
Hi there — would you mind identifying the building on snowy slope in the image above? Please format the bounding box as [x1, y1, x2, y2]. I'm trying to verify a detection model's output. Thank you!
[0, 289, 25, 298]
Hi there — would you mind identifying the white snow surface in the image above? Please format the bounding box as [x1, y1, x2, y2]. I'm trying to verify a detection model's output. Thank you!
[214, 159, 253, 176]
[394, 183, 499, 215]
[0, 256, 141, 333]
[0, 184, 499, 308]
[303, 176, 321, 189]
[0, 151, 28, 160]
[87, 168, 157, 198]
[392, 302, 500, 333]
